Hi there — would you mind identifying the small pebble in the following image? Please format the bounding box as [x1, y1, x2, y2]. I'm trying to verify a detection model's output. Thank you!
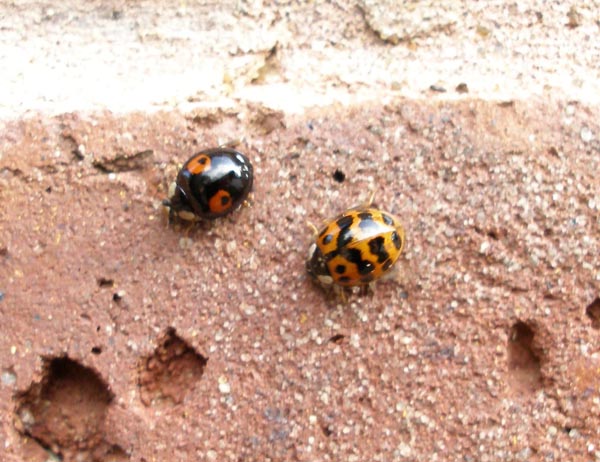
[179, 237, 193, 249]
[580, 126, 593, 142]
[19, 408, 35, 427]
[225, 241, 237, 254]
[218, 378, 231, 394]
[1, 370, 16, 386]
[517, 447, 533, 460]
[397, 443, 412, 457]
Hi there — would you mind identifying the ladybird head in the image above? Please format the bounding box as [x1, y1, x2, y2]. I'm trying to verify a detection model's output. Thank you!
[163, 181, 199, 222]
[306, 242, 334, 287]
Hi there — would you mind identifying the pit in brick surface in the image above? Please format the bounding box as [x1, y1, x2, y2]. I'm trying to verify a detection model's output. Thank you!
[103, 444, 130, 462]
[507, 321, 543, 394]
[585, 297, 600, 329]
[138, 328, 208, 406]
[14, 356, 115, 461]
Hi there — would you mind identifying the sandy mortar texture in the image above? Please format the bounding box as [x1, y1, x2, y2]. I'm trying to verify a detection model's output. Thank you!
[0, 1, 599, 462]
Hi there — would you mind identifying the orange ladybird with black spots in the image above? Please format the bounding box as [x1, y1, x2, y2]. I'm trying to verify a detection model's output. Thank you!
[164, 148, 253, 220]
[306, 207, 405, 288]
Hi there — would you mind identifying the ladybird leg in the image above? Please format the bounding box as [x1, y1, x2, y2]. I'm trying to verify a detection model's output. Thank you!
[162, 199, 171, 222]
[165, 206, 174, 227]
[358, 282, 375, 297]
[368, 280, 378, 295]
[182, 221, 196, 238]
[391, 260, 412, 289]
[379, 263, 401, 282]
[333, 284, 348, 304]
[218, 138, 244, 148]
[161, 199, 178, 226]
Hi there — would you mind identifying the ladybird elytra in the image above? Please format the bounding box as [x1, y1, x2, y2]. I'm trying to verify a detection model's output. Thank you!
[306, 206, 405, 288]
[164, 147, 253, 220]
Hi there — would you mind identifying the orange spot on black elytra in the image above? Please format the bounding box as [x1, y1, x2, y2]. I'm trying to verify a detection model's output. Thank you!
[186, 154, 211, 174]
[209, 190, 232, 214]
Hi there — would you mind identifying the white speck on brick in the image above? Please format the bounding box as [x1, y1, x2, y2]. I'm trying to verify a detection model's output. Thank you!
[218, 380, 231, 394]
[580, 126, 594, 142]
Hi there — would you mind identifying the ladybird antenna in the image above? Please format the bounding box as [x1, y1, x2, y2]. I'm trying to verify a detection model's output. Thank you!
[359, 190, 376, 208]
[367, 190, 376, 206]
[306, 221, 319, 237]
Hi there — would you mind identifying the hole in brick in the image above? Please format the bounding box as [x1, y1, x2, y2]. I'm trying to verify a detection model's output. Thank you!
[102, 444, 129, 462]
[586, 297, 600, 329]
[14, 356, 114, 459]
[507, 321, 543, 394]
[487, 229, 499, 240]
[138, 328, 208, 406]
[332, 169, 345, 183]
[97, 278, 114, 288]
[91, 346, 102, 355]
[328, 334, 345, 344]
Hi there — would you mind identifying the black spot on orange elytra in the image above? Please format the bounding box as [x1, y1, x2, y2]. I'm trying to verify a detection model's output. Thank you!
[368, 236, 389, 263]
[208, 190, 232, 214]
[391, 231, 402, 250]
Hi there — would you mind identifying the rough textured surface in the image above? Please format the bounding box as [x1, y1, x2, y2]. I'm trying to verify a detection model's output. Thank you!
[1, 1, 600, 462]
[1, 0, 600, 117]
[2, 99, 599, 462]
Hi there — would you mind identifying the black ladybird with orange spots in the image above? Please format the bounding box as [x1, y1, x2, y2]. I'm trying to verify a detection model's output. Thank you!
[306, 207, 405, 288]
[164, 148, 253, 220]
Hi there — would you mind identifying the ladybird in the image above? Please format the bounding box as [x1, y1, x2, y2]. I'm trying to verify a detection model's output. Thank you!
[306, 206, 405, 288]
[164, 147, 253, 220]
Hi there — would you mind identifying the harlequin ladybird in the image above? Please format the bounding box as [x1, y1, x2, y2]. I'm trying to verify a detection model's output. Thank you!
[164, 147, 253, 220]
[306, 206, 405, 288]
